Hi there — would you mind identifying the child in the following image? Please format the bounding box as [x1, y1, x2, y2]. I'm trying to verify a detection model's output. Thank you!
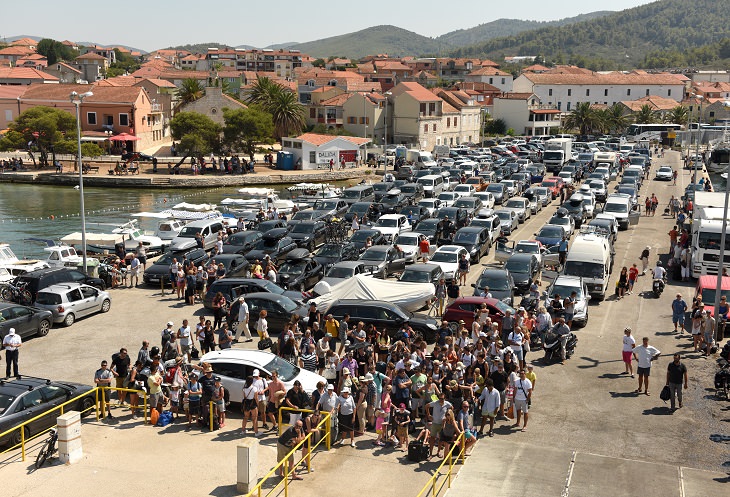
[169, 385, 180, 419]
[373, 409, 387, 447]
[187, 372, 202, 426]
[393, 403, 411, 451]
[214, 376, 226, 427]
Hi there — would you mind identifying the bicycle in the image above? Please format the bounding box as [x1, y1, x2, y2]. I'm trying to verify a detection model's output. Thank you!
[0, 282, 32, 306]
[35, 428, 58, 469]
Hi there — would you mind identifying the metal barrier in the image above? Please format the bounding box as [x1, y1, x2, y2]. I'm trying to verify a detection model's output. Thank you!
[0, 385, 148, 462]
[415, 432, 466, 497]
[245, 407, 331, 497]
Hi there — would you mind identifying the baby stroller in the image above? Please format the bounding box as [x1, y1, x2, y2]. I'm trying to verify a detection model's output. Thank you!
[663, 207, 670, 216]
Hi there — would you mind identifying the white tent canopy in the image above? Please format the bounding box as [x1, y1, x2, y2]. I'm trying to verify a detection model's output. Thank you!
[172, 202, 217, 211]
[237, 187, 275, 196]
[311, 274, 434, 314]
[61, 232, 124, 247]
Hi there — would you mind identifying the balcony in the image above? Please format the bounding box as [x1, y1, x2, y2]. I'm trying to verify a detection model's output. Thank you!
[150, 103, 162, 112]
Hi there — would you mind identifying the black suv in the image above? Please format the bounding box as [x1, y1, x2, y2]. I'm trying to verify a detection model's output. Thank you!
[14, 268, 106, 301]
[288, 221, 327, 251]
[142, 248, 208, 286]
[221, 230, 263, 255]
[245, 228, 298, 263]
[326, 300, 439, 343]
[203, 278, 303, 309]
[313, 242, 360, 270]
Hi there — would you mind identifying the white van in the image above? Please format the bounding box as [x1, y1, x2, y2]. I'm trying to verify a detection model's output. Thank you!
[417, 174, 445, 198]
[564, 233, 613, 300]
[603, 194, 639, 230]
[169, 218, 225, 251]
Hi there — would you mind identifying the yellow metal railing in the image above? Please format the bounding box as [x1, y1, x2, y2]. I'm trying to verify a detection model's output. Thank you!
[245, 407, 332, 497]
[0, 386, 148, 461]
[415, 432, 466, 497]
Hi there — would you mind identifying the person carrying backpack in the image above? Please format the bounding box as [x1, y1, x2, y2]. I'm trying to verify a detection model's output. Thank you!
[162, 321, 174, 348]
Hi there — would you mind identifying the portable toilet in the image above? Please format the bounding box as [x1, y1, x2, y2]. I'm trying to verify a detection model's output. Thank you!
[277, 151, 294, 170]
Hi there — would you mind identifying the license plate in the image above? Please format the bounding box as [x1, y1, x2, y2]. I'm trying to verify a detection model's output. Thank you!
[149, 278, 159, 282]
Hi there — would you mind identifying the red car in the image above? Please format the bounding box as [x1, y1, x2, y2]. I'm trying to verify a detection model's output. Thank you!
[442, 296, 516, 332]
[541, 177, 565, 199]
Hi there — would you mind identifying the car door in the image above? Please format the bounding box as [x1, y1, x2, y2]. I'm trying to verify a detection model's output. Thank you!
[10, 306, 36, 338]
[495, 240, 515, 264]
[389, 248, 407, 274]
[628, 204, 640, 226]
[209, 361, 246, 404]
[542, 246, 562, 268]
[0, 307, 21, 339]
[15, 388, 50, 437]
[79, 286, 101, 316]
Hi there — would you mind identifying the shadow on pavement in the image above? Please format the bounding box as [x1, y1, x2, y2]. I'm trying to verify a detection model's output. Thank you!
[609, 391, 640, 398]
[642, 406, 673, 415]
[210, 484, 240, 497]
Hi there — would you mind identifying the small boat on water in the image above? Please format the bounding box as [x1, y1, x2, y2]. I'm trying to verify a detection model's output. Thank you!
[707, 130, 730, 174]
[0, 242, 50, 276]
[61, 220, 166, 255]
[287, 183, 342, 208]
[234, 188, 296, 214]
[25, 238, 83, 268]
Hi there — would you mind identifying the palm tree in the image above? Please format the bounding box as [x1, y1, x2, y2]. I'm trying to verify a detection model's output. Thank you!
[665, 105, 688, 126]
[245, 77, 305, 139]
[563, 102, 599, 135]
[177, 78, 204, 108]
[244, 76, 279, 108]
[601, 103, 631, 135]
[633, 104, 659, 124]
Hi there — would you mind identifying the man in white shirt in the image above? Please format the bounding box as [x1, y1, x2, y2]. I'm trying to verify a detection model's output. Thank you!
[177, 319, 192, 362]
[652, 261, 666, 281]
[234, 296, 253, 343]
[512, 369, 532, 432]
[251, 369, 268, 428]
[3, 328, 22, 377]
[478, 378, 501, 437]
[632, 337, 661, 395]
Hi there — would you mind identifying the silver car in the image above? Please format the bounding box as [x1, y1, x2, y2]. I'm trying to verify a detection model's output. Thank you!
[34, 283, 112, 326]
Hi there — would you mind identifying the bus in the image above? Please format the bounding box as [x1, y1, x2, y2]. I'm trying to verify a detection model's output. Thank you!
[625, 123, 683, 142]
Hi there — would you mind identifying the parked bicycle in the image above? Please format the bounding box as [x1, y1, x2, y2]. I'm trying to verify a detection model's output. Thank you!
[0, 282, 32, 305]
[35, 428, 58, 469]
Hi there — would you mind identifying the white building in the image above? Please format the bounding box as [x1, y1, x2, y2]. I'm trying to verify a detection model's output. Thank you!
[492, 93, 561, 136]
[465, 67, 514, 92]
[281, 133, 370, 170]
[513, 70, 686, 113]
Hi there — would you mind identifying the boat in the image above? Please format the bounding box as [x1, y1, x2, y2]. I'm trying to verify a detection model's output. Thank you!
[130, 211, 187, 241]
[61, 220, 166, 255]
[707, 129, 730, 174]
[0, 242, 50, 277]
[234, 188, 296, 214]
[286, 183, 342, 207]
[25, 238, 84, 268]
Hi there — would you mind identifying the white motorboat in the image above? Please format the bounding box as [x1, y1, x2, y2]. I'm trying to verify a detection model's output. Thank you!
[286, 183, 342, 207]
[233, 187, 296, 214]
[25, 238, 84, 268]
[707, 130, 730, 174]
[62, 220, 166, 255]
[0, 243, 50, 277]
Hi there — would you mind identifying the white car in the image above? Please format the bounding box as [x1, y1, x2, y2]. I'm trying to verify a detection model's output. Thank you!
[373, 213, 412, 241]
[502, 197, 531, 223]
[532, 187, 552, 207]
[394, 232, 432, 263]
[543, 275, 590, 327]
[495, 209, 519, 235]
[438, 191, 459, 207]
[473, 191, 496, 209]
[557, 171, 574, 185]
[655, 166, 673, 181]
[452, 184, 476, 198]
[200, 349, 326, 401]
[579, 190, 596, 218]
[429, 245, 468, 281]
[418, 198, 442, 217]
[500, 180, 518, 197]
[587, 180, 607, 202]
[547, 212, 575, 237]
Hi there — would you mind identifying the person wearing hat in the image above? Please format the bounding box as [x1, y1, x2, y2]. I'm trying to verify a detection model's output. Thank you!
[336, 386, 356, 447]
[317, 383, 339, 442]
[162, 321, 175, 349]
[242, 375, 262, 435]
[393, 402, 411, 451]
[703, 310, 716, 357]
[234, 295, 253, 343]
[186, 371, 202, 425]
[640, 245, 650, 274]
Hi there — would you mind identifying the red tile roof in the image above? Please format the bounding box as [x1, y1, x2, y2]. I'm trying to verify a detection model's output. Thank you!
[469, 67, 510, 77]
[76, 52, 107, 61]
[621, 95, 682, 111]
[10, 38, 38, 47]
[0, 85, 27, 99]
[395, 82, 440, 103]
[0, 67, 58, 81]
[522, 71, 683, 86]
[21, 83, 144, 104]
[294, 132, 369, 146]
[56, 62, 82, 74]
[0, 46, 36, 56]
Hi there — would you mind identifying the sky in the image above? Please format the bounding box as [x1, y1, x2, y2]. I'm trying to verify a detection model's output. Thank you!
[1, 0, 655, 52]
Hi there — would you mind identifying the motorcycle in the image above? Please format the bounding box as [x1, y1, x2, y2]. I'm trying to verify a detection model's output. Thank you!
[542, 331, 577, 363]
[520, 295, 540, 314]
[714, 360, 730, 400]
[652, 278, 665, 298]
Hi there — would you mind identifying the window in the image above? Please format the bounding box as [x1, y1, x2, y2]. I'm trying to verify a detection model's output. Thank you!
[429, 103, 436, 114]
[41, 385, 67, 402]
[360, 117, 367, 124]
[310, 108, 316, 118]
[604, 89, 608, 96]
[567, 102, 571, 111]
[4, 110, 11, 121]
[548, 89, 553, 96]
[585, 89, 590, 96]
[420, 103, 426, 114]
[309, 151, 316, 163]
[567, 89, 572, 96]
[489, 78, 493, 84]
[21, 390, 44, 410]
[627, 89, 631, 96]
[424, 124, 428, 133]
[119, 113, 129, 126]
[433, 124, 437, 132]
[446, 117, 450, 127]
[668, 89, 671, 96]
[87, 112, 97, 125]
[307, 79, 315, 87]
[501, 78, 505, 84]
[454, 117, 458, 127]
[646, 89, 650, 96]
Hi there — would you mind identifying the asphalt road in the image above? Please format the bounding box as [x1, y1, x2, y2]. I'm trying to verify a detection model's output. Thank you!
[4, 149, 729, 496]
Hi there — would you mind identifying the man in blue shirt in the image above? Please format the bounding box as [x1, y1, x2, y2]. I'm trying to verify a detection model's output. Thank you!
[558, 236, 569, 266]
[671, 293, 688, 333]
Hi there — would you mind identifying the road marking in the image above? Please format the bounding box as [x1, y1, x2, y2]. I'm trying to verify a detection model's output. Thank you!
[561, 449, 577, 497]
[678, 466, 686, 497]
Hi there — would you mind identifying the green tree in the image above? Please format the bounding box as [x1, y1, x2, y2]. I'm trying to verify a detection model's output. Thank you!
[600, 103, 631, 135]
[244, 77, 305, 139]
[312, 58, 326, 68]
[223, 107, 275, 160]
[37, 38, 78, 65]
[563, 102, 600, 135]
[169, 111, 221, 166]
[484, 118, 507, 135]
[176, 78, 205, 108]
[666, 105, 688, 126]
[107, 48, 141, 78]
[633, 104, 659, 124]
[1, 106, 77, 166]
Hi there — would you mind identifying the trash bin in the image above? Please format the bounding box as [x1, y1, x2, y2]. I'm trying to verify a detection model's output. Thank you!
[79, 258, 99, 278]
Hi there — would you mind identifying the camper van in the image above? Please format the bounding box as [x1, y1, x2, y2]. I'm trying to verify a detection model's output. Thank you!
[417, 174, 445, 198]
[563, 233, 613, 300]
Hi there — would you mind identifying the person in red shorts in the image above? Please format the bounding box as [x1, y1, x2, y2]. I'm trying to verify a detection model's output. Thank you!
[627, 263, 639, 295]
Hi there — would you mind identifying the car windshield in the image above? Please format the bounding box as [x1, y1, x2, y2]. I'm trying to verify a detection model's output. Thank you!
[700, 288, 730, 303]
[36, 292, 62, 305]
[373, 183, 391, 192]
[504, 200, 524, 209]
[454, 199, 476, 208]
[697, 232, 730, 250]
[589, 181, 604, 189]
[0, 392, 16, 414]
[349, 204, 370, 215]
[534, 188, 549, 196]
[361, 249, 386, 261]
[254, 238, 280, 249]
[351, 231, 377, 243]
[400, 270, 431, 283]
[292, 211, 314, 220]
[263, 356, 300, 382]
[564, 261, 605, 279]
[431, 251, 458, 263]
[280, 261, 306, 275]
[177, 226, 201, 238]
[397, 235, 420, 246]
[400, 186, 416, 194]
[477, 274, 511, 291]
[439, 193, 456, 201]
[549, 217, 569, 225]
[486, 185, 503, 193]
[496, 212, 511, 221]
[326, 266, 355, 278]
[418, 220, 439, 232]
[453, 232, 478, 243]
[375, 218, 398, 228]
[381, 196, 401, 205]
[658, 167, 672, 173]
[516, 243, 539, 254]
[550, 284, 584, 299]
[291, 224, 314, 234]
[315, 245, 342, 257]
[156, 252, 187, 265]
[343, 190, 364, 199]
[538, 226, 563, 237]
[505, 259, 529, 274]
[604, 202, 627, 213]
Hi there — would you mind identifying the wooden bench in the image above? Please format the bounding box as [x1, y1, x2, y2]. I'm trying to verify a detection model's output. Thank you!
[127, 166, 139, 175]
[84, 166, 100, 174]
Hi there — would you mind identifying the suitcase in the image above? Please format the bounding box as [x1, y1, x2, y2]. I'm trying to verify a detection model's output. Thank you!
[407, 441, 429, 462]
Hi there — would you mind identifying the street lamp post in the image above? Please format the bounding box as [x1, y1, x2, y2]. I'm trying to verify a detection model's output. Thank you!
[383, 91, 392, 177]
[712, 100, 730, 342]
[691, 94, 704, 183]
[70, 90, 93, 274]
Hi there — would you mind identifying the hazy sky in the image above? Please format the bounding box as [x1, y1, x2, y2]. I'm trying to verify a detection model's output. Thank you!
[2, 0, 654, 52]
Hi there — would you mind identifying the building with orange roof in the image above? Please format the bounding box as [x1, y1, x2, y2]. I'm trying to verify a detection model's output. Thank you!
[281, 133, 370, 170]
[0, 67, 58, 85]
[16, 53, 48, 69]
[79, 45, 116, 64]
[513, 70, 685, 113]
[73, 52, 109, 82]
[492, 92, 561, 136]
[12, 83, 168, 151]
[232, 48, 306, 79]
[465, 67, 513, 92]
[295, 69, 366, 104]
[10, 38, 38, 50]
[44, 62, 82, 84]
[178, 86, 247, 126]
[0, 85, 28, 129]
[0, 46, 36, 65]
[181, 53, 207, 71]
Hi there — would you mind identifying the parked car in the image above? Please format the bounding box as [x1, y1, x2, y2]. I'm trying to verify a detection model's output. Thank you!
[541, 177, 564, 199]
[312, 242, 360, 270]
[502, 197, 531, 223]
[326, 300, 439, 343]
[373, 214, 412, 242]
[534, 224, 566, 248]
[451, 226, 490, 263]
[472, 268, 516, 305]
[453, 196, 483, 217]
[394, 232, 433, 263]
[438, 191, 459, 208]
[398, 205, 431, 229]
[142, 248, 208, 286]
[204, 278, 302, 309]
[321, 261, 369, 287]
[312, 199, 348, 218]
[380, 191, 410, 215]
[349, 229, 386, 252]
[203, 254, 251, 278]
[655, 166, 674, 181]
[0, 377, 95, 448]
[13, 267, 106, 301]
[398, 263, 444, 285]
[495, 209, 519, 235]
[543, 275, 590, 327]
[358, 245, 408, 278]
[221, 230, 263, 255]
[34, 283, 112, 326]
[345, 202, 380, 223]
[434, 207, 469, 230]
[244, 229, 298, 264]
[242, 292, 308, 332]
[288, 221, 328, 251]
[0, 302, 53, 339]
[277, 249, 324, 291]
[547, 211, 576, 237]
[429, 245, 469, 281]
[486, 183, 507, 204]
[442, 296, 516, 332]
[504, 253, 541, 294]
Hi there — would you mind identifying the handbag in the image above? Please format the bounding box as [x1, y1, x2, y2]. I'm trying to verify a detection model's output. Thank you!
[258, 338, 273, 350]
[323, 366, 336, 380]
[659, 385, 671, 402]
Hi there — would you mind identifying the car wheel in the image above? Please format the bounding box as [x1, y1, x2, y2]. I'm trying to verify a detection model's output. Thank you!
[101, 299, 111, 313]
[64, 313, 76, 327]
[94, 282, 106, 291]
[80, 396, 95, 416]
[37, 319, 51, 337]
[9, 426, 30, 448]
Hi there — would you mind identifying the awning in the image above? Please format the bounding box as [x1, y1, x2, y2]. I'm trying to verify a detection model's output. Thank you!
[81, 136, 108, 142]
[109, 132, 140, 141]
[531, 109, 561, 114]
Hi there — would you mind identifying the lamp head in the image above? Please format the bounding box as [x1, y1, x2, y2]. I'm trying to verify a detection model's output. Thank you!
[81, 91, 94, 98]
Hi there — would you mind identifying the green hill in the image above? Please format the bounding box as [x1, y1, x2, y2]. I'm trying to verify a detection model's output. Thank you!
[451, 0, 730, 68]
[436, 12, 613, 47]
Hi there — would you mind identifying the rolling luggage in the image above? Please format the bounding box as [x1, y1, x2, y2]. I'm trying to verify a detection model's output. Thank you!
[407, 441, 429, 462]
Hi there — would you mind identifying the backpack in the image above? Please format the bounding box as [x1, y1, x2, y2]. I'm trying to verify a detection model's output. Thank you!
[162, 328, 172, 347]
[156, 410, 173, 427]
[164, 365, 177, 384]
[136, 367, 151, 391]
